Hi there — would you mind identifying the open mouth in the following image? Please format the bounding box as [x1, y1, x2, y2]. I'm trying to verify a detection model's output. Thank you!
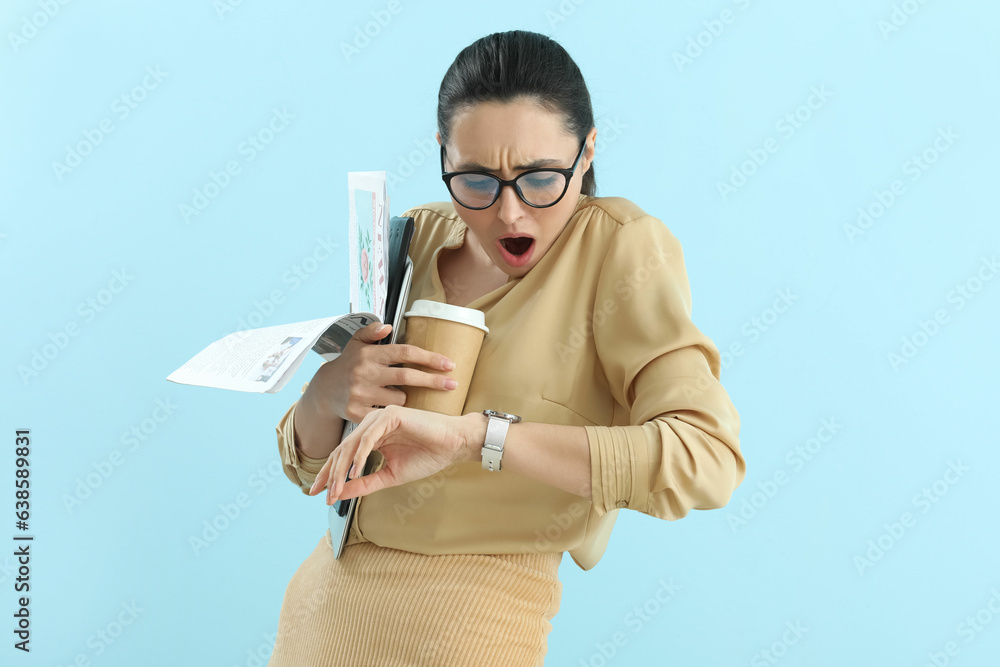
[500, 236, 534, 256]
[496, 235, 536, 267]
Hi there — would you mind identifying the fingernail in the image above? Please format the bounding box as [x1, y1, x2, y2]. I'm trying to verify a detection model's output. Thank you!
[348, 464, 356, 479]
[445, 378, 458, 389]
[442, 358, 455, 370]
[309, 479, 319, 494]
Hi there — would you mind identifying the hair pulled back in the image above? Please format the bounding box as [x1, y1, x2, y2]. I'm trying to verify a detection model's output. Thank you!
[437, 30, 596, 196]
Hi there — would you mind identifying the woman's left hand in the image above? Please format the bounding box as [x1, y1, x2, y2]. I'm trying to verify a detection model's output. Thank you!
[308, 405, 480, 504]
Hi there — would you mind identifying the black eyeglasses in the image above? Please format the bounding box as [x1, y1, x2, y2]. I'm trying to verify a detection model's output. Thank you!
[440, 140, 587, 210]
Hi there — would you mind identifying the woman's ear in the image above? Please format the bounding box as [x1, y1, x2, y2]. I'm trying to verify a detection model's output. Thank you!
[436, 132, 442, 146]
[584, 126, 598, 173]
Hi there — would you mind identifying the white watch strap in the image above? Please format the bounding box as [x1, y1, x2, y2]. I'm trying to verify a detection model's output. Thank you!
[481, 415, 510, 472]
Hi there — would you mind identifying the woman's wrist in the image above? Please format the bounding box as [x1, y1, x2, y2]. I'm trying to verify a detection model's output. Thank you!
[295, 389, 345, 460]
[299, 382, 335, 424]
[459, 412, 489, 465]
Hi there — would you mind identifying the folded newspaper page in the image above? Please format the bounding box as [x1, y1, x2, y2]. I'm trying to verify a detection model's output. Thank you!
[166, 313, 379, 394]
[168, 171, 393, 395]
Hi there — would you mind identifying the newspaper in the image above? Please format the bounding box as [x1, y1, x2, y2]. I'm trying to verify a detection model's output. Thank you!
[166, 171, 393, 395]
[166, 313, 380, 394]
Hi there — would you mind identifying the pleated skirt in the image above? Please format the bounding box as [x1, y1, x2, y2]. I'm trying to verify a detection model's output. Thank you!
[267, 530, 564, 667]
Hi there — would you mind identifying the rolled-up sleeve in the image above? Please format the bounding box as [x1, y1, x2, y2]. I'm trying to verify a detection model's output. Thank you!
[276, 382, 330, 494]
[585, 217, 746, 519]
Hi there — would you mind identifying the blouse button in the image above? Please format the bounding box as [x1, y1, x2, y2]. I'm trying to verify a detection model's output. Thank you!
[615, 500, 628, 508]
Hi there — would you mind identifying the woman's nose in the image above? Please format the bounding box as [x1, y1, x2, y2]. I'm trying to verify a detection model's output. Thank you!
[495, 183, 527, 224]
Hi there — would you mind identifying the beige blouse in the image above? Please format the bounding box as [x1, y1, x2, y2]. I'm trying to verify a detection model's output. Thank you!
[276, 194, 745, 570]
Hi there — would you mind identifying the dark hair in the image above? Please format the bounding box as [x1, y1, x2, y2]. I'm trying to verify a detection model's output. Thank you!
[437, 30, 596, 196]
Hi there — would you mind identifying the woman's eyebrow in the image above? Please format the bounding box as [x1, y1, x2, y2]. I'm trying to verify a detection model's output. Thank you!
[455, 157, 563, 171]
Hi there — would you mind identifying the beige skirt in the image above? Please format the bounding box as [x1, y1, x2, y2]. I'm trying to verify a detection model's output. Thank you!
[267, 530, 563, 666]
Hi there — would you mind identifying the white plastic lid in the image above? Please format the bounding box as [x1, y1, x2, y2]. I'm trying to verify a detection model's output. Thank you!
[403, 299, 489, 333]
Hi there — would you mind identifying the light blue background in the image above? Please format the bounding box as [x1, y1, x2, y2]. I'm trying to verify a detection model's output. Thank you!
[2, 1, 998, 665]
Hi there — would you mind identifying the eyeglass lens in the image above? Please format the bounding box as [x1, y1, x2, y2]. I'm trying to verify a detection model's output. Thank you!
[450, 171, 567, 209]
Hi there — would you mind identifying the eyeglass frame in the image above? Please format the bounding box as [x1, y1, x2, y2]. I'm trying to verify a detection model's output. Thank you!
[439, 139, 588, 210]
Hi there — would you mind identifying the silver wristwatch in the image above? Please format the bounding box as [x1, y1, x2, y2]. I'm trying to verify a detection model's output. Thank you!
[481, 410, 521, 472]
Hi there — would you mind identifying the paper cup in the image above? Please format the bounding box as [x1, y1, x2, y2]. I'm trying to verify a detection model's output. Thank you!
[401, 300, 489, 416]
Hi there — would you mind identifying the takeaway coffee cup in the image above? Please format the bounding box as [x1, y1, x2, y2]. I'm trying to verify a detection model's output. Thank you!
[401, 299, 489, 416]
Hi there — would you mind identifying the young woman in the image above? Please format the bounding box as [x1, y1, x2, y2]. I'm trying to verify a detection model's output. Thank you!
[269, 30, 745, 666]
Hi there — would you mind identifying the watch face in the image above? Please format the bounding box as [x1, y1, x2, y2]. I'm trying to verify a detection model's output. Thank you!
[483, 410, 521, 423]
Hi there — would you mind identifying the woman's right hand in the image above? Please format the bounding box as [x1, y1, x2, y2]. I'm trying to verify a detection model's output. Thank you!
[303, 321, 458, 424]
